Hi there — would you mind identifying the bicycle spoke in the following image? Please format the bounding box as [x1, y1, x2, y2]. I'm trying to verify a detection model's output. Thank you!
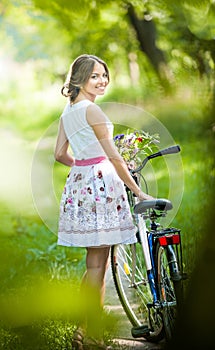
[156, 244, 182, 340]
[111, 244, 164, 342]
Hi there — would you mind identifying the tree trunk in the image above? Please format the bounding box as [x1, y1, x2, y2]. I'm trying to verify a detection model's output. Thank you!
[127, 4, 174, 92]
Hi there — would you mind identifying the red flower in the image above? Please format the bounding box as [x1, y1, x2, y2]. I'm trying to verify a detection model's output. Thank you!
[136, 137, 143, 142]
[87, 187, 92, 194]
[97, 171, 103, 179]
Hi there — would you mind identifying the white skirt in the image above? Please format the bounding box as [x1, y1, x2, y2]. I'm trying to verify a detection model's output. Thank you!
[57, 159, 137, 247]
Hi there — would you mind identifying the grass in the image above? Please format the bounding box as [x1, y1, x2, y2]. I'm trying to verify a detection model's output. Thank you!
[0, 215, 86, 291]
[0, 321, 75, 350]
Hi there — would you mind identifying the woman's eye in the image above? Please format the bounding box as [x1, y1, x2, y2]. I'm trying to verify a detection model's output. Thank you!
[91, 73, 108, 80]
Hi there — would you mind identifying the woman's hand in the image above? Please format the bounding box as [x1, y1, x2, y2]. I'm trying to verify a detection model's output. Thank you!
[138, 191, 154, 201]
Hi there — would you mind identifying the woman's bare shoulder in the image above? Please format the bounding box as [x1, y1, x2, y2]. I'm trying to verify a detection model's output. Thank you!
[86, 103, 107, 125]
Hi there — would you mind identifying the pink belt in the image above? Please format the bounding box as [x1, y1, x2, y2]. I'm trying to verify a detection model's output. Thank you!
[75, 156, 107, 166]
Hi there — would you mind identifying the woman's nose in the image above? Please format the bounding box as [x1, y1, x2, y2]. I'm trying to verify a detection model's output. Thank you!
[99, 76, 107, 84]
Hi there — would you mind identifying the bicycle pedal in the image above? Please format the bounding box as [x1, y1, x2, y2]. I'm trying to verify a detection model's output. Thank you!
[147, 302, 154, 308]
[131, 325, 150, 338]
[171, 272, 182, 281]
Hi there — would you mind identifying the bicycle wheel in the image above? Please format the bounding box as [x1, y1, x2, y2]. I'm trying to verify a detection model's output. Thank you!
[111, 243, 164, 342]
[156, 243, 183, 341]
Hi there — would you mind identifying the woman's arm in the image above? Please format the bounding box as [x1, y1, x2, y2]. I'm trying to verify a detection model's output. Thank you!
[86, 104, 153, 200]
[54, 118, 75, 167]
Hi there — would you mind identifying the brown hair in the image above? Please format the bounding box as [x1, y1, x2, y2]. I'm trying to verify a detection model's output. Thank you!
[61, 54, 110, 103]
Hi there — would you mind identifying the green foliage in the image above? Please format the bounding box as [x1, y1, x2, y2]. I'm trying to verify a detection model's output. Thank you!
[181, 0, 215, 40]
[1, 0, 214, 92]
[0, 216, 86, 293]
[0, 321, 75, 350]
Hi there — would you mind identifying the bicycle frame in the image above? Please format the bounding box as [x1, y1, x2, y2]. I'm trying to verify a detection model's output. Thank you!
[136, 212, 183, 305]
[130, 145, 182, 305]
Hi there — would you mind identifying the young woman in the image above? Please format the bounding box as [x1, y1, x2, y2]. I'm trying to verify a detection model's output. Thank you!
[54, 54, 153, 349]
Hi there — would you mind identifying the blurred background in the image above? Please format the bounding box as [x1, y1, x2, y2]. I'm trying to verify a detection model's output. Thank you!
[0, 0, 214, 348]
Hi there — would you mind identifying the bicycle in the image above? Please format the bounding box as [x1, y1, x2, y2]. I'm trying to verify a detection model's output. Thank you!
[111, 145, 186, 342]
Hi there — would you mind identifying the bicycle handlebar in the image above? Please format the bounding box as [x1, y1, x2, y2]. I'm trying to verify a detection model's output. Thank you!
[132, 145, 181, 173]
[148, 145, 181, 159]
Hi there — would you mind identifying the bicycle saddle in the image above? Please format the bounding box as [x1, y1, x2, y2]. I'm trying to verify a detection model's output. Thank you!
[134, 198, 173, 214]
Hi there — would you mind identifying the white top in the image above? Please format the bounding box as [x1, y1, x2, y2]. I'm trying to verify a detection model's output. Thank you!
[61, 100, 113, 160]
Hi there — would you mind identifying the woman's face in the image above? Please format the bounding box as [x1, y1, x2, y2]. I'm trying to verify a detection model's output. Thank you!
[82, 62, 109, 99]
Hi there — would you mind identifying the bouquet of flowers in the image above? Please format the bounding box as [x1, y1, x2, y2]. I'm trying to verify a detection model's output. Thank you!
[114, 129, 159, 169]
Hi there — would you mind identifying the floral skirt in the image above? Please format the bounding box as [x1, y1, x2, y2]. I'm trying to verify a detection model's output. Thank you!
[57, 159, 137, 247]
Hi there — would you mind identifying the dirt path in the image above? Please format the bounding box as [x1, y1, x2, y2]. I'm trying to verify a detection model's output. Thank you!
[112, 338, 164, 349]
[104, 266, 164, 349]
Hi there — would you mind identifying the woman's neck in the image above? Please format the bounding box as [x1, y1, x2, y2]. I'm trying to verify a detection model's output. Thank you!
[75, 90, 96, 103]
